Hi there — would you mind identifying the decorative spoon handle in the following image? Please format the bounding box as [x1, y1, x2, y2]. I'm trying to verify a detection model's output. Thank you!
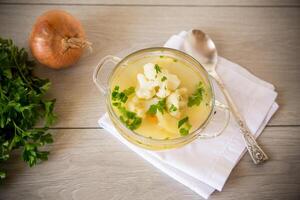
[210, 71, 269, 164]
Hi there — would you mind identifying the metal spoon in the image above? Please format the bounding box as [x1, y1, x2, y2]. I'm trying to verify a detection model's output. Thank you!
[185, 29, 268, 164]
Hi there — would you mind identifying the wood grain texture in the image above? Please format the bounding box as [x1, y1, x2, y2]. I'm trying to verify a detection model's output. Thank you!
[0, 127, 299, 200]
[0, 0, 300, 6]
[0, 3, 299, 200]
[0, 5, 299, 127]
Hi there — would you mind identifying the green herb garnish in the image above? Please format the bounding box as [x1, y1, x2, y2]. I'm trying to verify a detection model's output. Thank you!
[154, 64, 161, 74]
[118, 106, 142, 130]
[112, 86, 135, 103]
[0, 38, 56, 180]
[157, 98, 167, 114]
[173, 59, 178, 62]
[160, 55, 164, 58]
[112, 86, 120, 100]
[147, 104, 158, 115]
[188, 82, 205, 107]
[111, 86, 140, 130]
[169, 104, 178, 112]
[179, 128, 190, 136]
[161, 76, 167, 82]
[178, 117, 192, 136]
[147, 98, 167, 115]
[112, 102, 121, 107]
[178, 117, 189, 128]
[123, 86, 135, 96]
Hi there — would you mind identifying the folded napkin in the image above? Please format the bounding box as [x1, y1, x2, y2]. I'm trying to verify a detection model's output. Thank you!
[98, 31, 278, 199]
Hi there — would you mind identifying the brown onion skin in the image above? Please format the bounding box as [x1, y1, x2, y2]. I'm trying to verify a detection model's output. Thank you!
[30, 10, 86, 69]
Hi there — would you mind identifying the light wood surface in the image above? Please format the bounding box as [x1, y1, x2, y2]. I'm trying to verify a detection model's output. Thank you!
[0, 1, 299, 200]
[0, 0, 299, 6]
[1, 128, 300, 200]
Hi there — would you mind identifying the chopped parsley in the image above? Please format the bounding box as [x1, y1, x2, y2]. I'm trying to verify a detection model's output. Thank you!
[154, 64, 161, 74]
[169, 104, 178, 112]
[112, 85, 135, 103]
[147, 98, 167, 115]
[178, 117, 189, 128]
[173, 59, 178, 62]
[157, 98, 167, 113]
[111, 85, 140, 130]
[160, 55, 164, 58]
[161, 76, 167, 82]
[112, 102, 121, 107]
[123, 86, 135, 96]
[188, 82, 205, 107]
[178, 116, 192, 136]
[118, 105, 142, 130]
[147, 104, 157, 115]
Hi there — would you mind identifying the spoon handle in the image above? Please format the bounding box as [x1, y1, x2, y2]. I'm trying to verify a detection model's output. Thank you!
[211, 71, 269, 164]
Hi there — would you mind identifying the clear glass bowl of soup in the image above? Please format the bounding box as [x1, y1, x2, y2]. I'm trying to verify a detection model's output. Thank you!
[93, 47, 230, 150]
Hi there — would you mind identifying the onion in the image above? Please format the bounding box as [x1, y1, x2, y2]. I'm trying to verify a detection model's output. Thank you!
[29, 10, 90, 69]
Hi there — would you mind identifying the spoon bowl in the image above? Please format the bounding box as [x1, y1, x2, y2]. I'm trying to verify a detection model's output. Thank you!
[184, 29, 218, 73]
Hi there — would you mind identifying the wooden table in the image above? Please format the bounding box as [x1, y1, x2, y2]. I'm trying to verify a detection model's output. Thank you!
[1, 1, 300, 199]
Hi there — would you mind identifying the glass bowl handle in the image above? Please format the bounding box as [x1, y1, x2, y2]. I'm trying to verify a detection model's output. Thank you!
[198, 100, 230, 139]
[93, 55, 121, 95]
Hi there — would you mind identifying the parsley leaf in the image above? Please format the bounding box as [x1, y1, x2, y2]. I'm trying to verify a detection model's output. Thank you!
[111, 86, 135, 103]
[169, 104, 178, 112]
[123, 87, 135, 96]
[178, 117, 189, 128]
[0, 38, 56, 180]
[178, 116, 192, 136]
[111, 86, 141, 130]
[118, 105, 142, 130]
[154, 64, 161, 74]
[147, 104, 158, 115]
[188, 82, 205, 107]
[161, 76, 167, 82]
[179, 128, 189, 136]
[157, 98, 167, 113]
[147, 98, 167, 115]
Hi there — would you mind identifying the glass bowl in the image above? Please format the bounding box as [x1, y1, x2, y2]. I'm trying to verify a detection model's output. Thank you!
[93, 47, 230, 150]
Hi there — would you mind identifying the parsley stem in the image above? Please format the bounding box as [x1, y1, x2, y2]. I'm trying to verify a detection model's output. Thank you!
[13, 55, 34, 91]
[8, 122, 19, 151]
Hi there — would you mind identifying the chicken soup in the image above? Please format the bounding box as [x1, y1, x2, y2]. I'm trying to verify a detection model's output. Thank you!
[110, 55, 212, 140]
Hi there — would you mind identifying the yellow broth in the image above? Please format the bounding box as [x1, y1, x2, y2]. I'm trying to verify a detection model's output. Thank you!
[110, 55, 213, 140]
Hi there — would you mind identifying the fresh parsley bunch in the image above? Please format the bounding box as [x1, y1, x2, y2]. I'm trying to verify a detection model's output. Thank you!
[0, 38, 56, 180]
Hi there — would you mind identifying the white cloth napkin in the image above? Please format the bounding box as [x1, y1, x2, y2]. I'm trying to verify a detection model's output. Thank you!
[98, 31, 278, 199]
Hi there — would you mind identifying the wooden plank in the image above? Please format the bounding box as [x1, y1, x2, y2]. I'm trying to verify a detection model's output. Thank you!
[0, 5, 299, 127]
[0, 0, 299, 6]
[0, 127, 299, 199]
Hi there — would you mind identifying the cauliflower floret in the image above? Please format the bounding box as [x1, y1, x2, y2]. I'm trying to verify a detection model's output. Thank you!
[166, 88, 188, 118]
[136, 63, 183, 103]
[156, 111, 179, 135]
[166, 73, 180, 91]
[156, 81, 171, 98]
[143, 63, 157, 80]
[154, 69, 180, 98]
[136, 74, 157, 99]
[177, 88, 188, 107]
[127, 96, 146, 117]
